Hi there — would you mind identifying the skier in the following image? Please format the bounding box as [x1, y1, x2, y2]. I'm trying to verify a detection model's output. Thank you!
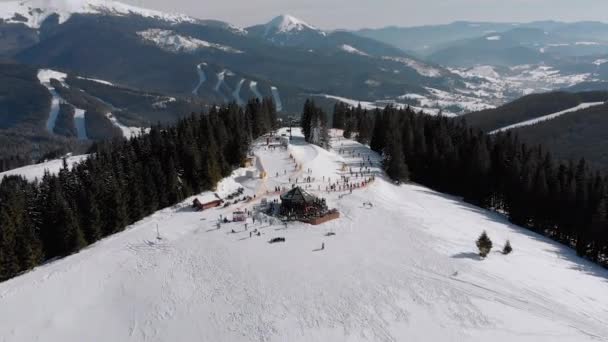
[321, 242, 325, 250]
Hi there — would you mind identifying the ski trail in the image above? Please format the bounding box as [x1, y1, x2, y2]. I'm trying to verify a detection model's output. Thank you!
[232, 78, 245, 105]
[271, 86, 283, 111]
[249, 81, 262, 100]
[490, 102, 605, 134]
[73, 108, 88, 140]
[214, 70, 226, 92]
[37, 69, 67, 134]
[106, 113, 145, 139]
[192, 63, 207, 95]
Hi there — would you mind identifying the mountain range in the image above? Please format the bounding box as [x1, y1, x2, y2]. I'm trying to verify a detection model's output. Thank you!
[1, 0, 608, 171]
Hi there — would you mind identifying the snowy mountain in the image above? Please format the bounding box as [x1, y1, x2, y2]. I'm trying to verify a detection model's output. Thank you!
[247, 14, 326, 46]
[0, 0, 194, 28]
[1, 128, 607, 341]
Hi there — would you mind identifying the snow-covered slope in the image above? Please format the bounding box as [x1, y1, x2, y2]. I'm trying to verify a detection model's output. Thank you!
[340, 44, 369, 56]
[38, 68, 89, 139]
[490, 101, 606, 134]
[0, 154, 88, 181]
[1, 128, 607, 341]
[263, 14, 323, 36]
[137, 29, 242, 54]
[0, 0, 194, 28]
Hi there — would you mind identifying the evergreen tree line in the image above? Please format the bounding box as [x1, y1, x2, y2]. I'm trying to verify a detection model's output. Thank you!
[0, 98, 277, 282]
[300, 99, 330, 147]
[332, 103, 608, 266]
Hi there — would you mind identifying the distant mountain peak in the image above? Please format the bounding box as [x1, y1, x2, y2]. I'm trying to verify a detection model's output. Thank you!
[264, 14, 323, 36]
[0, 0, 195, 28]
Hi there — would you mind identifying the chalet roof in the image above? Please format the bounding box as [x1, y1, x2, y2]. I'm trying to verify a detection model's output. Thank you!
[280, 186, 317, 204]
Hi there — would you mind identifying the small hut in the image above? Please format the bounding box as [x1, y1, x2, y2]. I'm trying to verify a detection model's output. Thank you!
[192, 198, 223, 211]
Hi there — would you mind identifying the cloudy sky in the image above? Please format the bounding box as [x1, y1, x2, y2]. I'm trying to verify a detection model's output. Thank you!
[119, 0, 608, 29]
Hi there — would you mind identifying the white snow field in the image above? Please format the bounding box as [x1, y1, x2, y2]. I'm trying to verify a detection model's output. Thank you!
[249, 81, 263, 100]
[270, 86, 283, 111]
[1, 128, 608, 342]
[192, 63, 207, 95]
[105, 113, 145, 139]
[490, 101, 606, 134]
[38, 69, 90, 138]
[0, 0, 195, 28]
[0, 154, 89, 182]
[37, 69, 67, 133]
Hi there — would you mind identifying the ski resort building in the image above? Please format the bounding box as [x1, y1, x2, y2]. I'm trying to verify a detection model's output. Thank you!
[279, 187, 339, 225]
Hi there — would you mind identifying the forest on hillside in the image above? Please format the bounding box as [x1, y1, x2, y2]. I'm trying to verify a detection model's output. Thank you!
[0, 98, 277, 282]
[323, 101, 608, 267]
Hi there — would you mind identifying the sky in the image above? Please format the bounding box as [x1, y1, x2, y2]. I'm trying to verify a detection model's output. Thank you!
[119, 0, 608, 30]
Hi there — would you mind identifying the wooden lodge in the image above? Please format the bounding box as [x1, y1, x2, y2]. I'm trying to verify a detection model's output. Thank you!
[279, 187, 339, 225]
[192, 198, 223, 211]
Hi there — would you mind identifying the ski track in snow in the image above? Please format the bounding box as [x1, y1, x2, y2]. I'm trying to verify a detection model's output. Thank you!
[232, 79, 245, 105]
[38, 69, 88, 138]
[192, 63, 207, 95]
[270, 86, 283, 111]
[105, 113, 145, 139]
[490, 102, 606, 134]
[1, 128, 608, 341]
[249, 81, 263, 100]
[215, 70, 226, 92]
[73, 108, 88, 140]
[38, 69, 67, 134]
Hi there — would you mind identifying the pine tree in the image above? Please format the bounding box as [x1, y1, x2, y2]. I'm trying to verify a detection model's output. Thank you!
[476, 231, 493, 258]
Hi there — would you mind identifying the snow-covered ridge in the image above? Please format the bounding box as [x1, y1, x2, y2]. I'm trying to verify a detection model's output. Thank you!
[340, 44, 369, 56]
[0, 0, 195, 29]
[490, 102, 606, 134]
[137, 29, 243, 54]
[264, 14, 325, 36]
[382, 56, 442, 78]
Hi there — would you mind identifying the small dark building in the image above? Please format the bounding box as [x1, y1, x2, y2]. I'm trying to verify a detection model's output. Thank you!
[192, 198, 223, 211]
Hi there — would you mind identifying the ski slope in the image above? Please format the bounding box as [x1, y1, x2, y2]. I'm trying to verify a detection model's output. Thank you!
[1, 129, 607, 342]
[0, 154, 89, 182]
[490, 102, 605, 134]
[105, 113, 145, 139]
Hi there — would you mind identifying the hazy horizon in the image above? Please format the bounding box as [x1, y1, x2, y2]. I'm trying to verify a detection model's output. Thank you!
[1, 0, 608, 30]
[119, 0, 608, 30]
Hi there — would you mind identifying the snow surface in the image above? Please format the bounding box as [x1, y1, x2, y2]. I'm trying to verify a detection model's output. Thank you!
[105, 112, 145, 139]
[593, 59, 608, 66]
[0, 154, 89, 181]
[340, 44, 369, 56]
[0, 0, 195, 29]
[313, 94, 448, 116]
[490, 101, 605, 134]
[264, 14, 323, 36]
[192, 62, 207, 95]
[137, 29, 242, 54]
[1, 128, 607, 341]
[37, 69, 67, 133]
[38, 68, 88, 138]
[270, 86, 283, 111]
[73, 108, 88, 140]
[232, 78, 245, 106]
[381, 56, 442, 77]
[249, 81, 262, 100]
[76, 76, 114, 86]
